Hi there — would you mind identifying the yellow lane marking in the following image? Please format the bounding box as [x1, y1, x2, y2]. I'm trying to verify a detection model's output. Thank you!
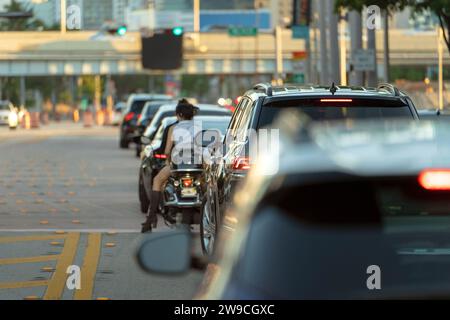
[0, 280, 49, 290]
[74, 233, 102, 300]
[43, 232, 80, 300]
[0, 234, 66, 244]
[0, 255, 59, 265]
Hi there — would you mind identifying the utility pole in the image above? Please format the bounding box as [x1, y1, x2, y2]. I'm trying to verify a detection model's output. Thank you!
[383, 9, 390, 83]
[318, 0, 329, 84]
[438, 27, 444, 111]
[339, 12, 348, 85]
[60, 0, 66, 34]
[327, 0, 340, 84]
[367, 25, 378, 86]
[20, 77, 26, 108]
[275, 25, 284, 84]
[193, 0, 200, 47]
[349, 10, 363, 86]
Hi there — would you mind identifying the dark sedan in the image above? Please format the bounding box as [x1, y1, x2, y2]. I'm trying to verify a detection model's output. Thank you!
[119, 94, 172, 149]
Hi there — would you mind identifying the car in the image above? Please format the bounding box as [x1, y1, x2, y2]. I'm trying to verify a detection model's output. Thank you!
[138, 118, 450, 299]
[138, 115, 231, 214]
[133, 100, 176, 157]
[201, 82, 420, 254]
[111, 101, 126, 126]
[119, 94, 172, 149]
[0, 100, 18, 129]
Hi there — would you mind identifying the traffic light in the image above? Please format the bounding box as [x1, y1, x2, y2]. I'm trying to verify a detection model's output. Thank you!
[141, 29, 184, 70]
[172, 26, 184, 36]
[104, 23, 127, 36]
[116, 25, 127, 36]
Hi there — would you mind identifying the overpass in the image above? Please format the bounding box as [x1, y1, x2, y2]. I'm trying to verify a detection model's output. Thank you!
[0, 30, 448, 77]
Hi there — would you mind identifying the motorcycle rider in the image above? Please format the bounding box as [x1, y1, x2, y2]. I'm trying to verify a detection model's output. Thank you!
[141, 99, 200, 233]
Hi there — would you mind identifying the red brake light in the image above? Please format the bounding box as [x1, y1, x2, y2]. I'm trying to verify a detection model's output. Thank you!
[233, 157, 251, 170]
[182, 178, 193, 188]
[154, 154, 167, 159]
[124, 112, 135, 122]
[320, 99, 353, 103]
[418, 169, 450, 190]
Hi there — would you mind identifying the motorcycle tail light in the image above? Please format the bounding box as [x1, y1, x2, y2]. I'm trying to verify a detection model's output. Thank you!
[182, 178, 193, 188]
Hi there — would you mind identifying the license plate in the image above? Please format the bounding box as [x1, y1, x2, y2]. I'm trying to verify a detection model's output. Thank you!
[181, 188, 197, 197]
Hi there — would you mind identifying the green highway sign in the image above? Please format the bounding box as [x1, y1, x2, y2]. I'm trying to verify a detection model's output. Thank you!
[228, 27, 258, 37]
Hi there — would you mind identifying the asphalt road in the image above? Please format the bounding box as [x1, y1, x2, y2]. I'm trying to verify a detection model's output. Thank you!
[0, 123, 204, 300]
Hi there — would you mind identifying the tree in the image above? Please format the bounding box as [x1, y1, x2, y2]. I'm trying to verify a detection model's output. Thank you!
[0, 0, 46, 31]
[335, 0, 450, 53]
[412, 1, 450, 53]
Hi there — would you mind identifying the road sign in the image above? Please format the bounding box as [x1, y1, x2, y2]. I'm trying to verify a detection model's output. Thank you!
[228, 27, 258, 37]
[352, 49, 376, 72]
[292, 51, 308, 60]
[293, 73, 305, 84]
[292, 25, 310, 40]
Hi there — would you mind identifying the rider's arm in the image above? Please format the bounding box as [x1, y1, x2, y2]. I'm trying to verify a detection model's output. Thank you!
[164, 126, 174, 164]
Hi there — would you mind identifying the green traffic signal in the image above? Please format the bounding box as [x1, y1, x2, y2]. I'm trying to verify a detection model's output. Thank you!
[172, 26, 184, 36]
[117, 26, 127, 36]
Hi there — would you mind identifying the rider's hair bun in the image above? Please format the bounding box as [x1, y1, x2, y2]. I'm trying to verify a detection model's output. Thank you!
[176, 98, 195, 120]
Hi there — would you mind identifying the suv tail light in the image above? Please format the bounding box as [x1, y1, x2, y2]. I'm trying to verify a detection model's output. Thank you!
[418, 169, 450, 190]
[320, 99, 353, 103]
[124, 112, 135, 122]
[233, 157, 251, 170]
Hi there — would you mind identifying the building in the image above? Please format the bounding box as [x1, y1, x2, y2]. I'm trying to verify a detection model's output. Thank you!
[113, 0, 129, 24]
[82, 0, 113, 29]
[259, 0, 293, 27]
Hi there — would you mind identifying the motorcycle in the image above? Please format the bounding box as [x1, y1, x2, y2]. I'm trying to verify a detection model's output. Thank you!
[158, 129, 222, 229]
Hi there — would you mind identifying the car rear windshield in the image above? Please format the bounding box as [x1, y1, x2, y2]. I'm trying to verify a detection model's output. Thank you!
[144, 102, 168, 119]
[129, 100, 149, 114]
[259, 98, 413, 128]
[234, 176, 450, 299]
[0, 103, 9, 110]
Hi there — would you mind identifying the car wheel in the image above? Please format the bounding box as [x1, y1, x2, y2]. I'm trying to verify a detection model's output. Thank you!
[200, 187, 217, 256]
[120, 138, 128, 149]
[139, 174, 150, 213]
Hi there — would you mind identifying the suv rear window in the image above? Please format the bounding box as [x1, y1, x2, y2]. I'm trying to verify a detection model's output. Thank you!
[234, 176, 450, 299]
[259, 98, 413, 128]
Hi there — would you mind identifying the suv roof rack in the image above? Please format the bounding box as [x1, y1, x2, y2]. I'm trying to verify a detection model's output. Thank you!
[377, 83, 400, 96]
[253, 83, 273, 97]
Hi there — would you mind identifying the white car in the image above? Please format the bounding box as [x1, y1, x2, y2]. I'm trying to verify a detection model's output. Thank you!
[0, 101, 18, 129]
[112, 102, 126, 126]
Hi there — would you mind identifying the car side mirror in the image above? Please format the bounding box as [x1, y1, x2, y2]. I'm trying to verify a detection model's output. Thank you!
[141, 136, 151, 145]
[137, 229, 208, 275]
[437, 109, 441, 116]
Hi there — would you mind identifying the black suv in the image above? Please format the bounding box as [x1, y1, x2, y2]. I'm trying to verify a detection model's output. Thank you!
[200, 82, 419, 254]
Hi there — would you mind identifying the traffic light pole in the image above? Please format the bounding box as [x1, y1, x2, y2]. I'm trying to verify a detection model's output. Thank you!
[193, 0, 200, 47]
[60, 0, 66, 34]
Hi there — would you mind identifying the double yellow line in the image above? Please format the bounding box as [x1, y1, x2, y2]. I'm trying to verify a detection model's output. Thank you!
[0, 232, 102, 300]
